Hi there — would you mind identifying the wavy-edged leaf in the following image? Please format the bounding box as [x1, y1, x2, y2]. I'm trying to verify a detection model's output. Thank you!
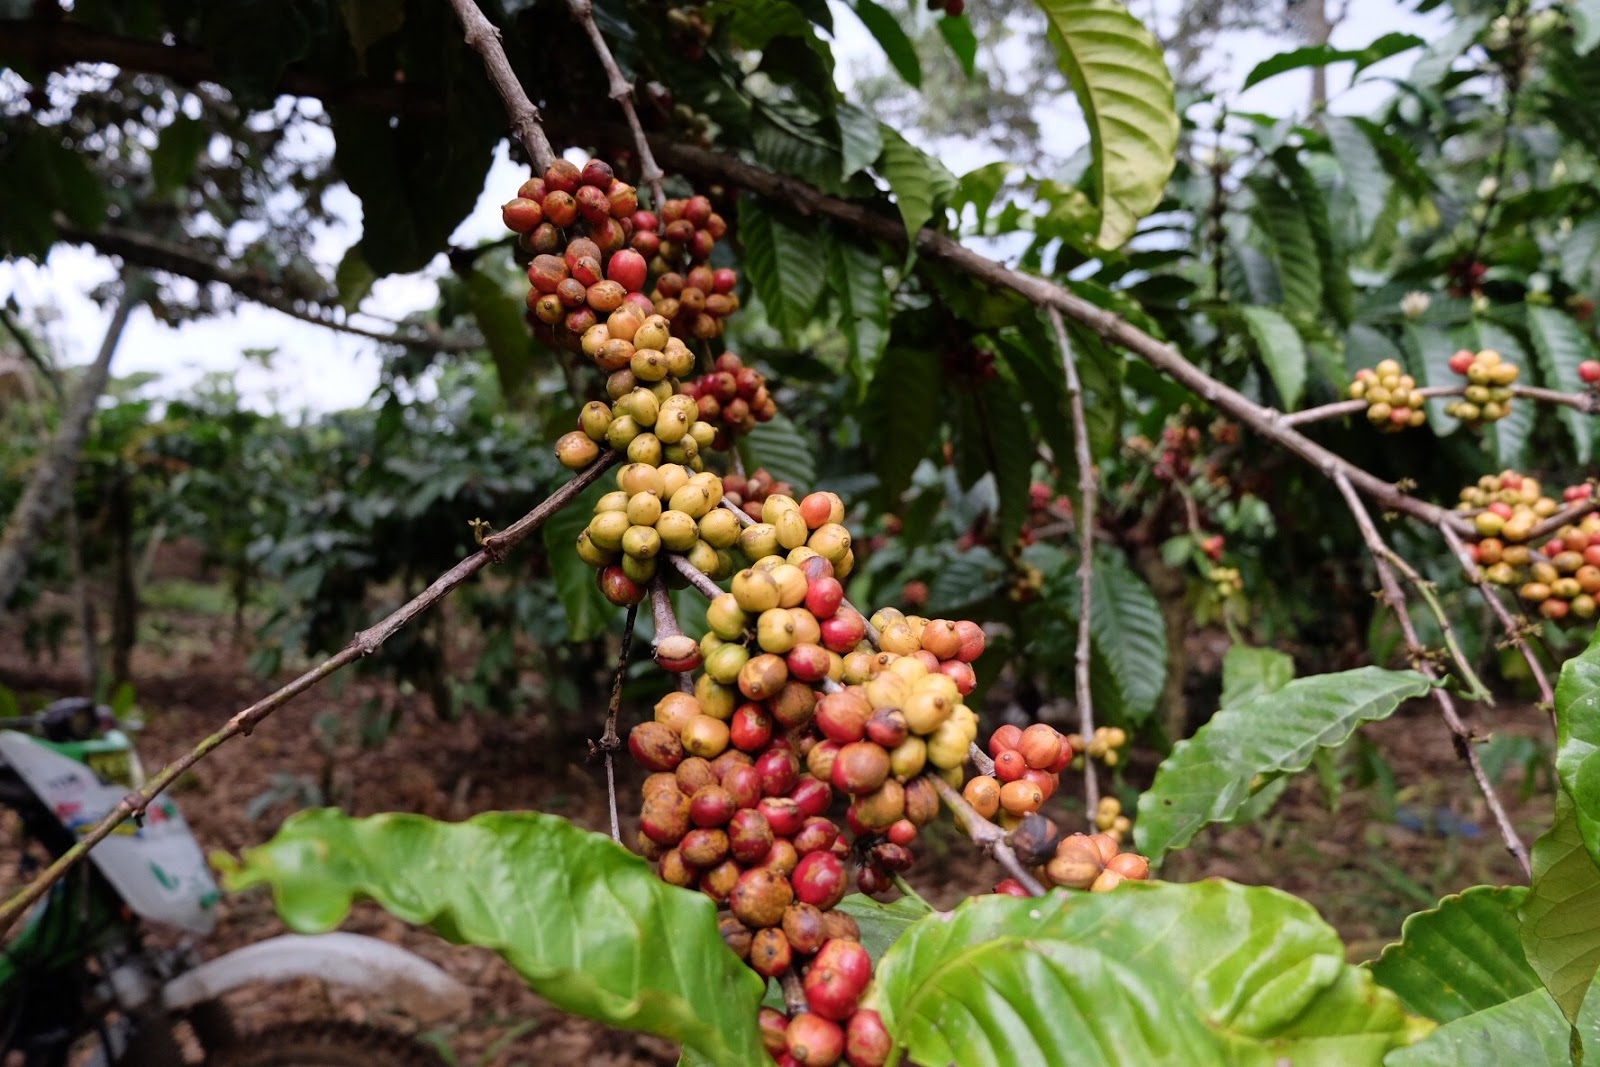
[866, 346, 943, 504]
[1088, 550, 1168, 722]
[1325, 116, 1392, 243]
[1274, 147, 1351, 328]
[1034, 0, 1178, 248]
[994, 329, 1077, 477]
[1240, 305, 1309, 410]
[737, 413, 816, 491]
[1249, 175, 1324, 319]
[870, 882, 1426, 1067]
[1403, 323, 1463, 436]
[1474, 319, 1535, 468]
[847, 0, 921, 86]
[833, 101, 883, 180]
[220, 809, 765, 1066]
[1136, 667, 1433, 863]
[543, 475, 616, 642]
[937, 13, 978, 76]
[828, 238, 891, 390]
[875, 125, 957, 242]
[1556, 627, 1600, 867]
[1526, 306, 1596, 463]
[1385, 987, 1596, 1066]
[739, 197, 829, 343]
[1370, 886, 1540, 1022]
[835, 893, 931, 963]
[972, 374, 1035, 548]
[465, 260, 531, 402]
[927, 547, 1007, 614]
[1522, 792, 1600, 1026]
[1242, 33, 1422, 90]
[1221, 644, 1295, 708]
[1409, 14, 1486, 88]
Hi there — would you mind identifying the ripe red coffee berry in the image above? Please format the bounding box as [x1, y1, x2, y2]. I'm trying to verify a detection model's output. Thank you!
[729, 703, 773, 752]
[730, 866, 794, 928]
[628, 721, 684, 772]
[805, 576, 845, 619]
[793, 851, 847, 910]
[988, 723, 1023, 756]
[723, 764, 763, 809]
[831, 741, 891, 795]
[1017, 723, 1065, 770]
[501, 197, 543, 232]
[993, 878, 1031, 897]
[728, 807, 775, 863]
[992, 749, 1028, 783]
[749, 926, 793, 978]
[845, 1009, 891, 1067]
[787, 1013, 845, 1067]
[803, 958, 864, 1022]
[756, 747, 801, 797]
[791, 776, 833, 817]
[954, 619, 986, 662]
[760, 1008, 791, 1058]
[1582, 360, 1600, 384]
[689, 785, 736, 827]
[938, 658, 977, 695]
[887, 818, 918, 847]
[607, 248, 648, 292]
[758, 796, 806, 837]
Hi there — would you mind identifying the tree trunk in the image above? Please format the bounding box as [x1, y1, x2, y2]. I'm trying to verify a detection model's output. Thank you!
[0, 280, 139, 620]
[109, 471, 137, 686]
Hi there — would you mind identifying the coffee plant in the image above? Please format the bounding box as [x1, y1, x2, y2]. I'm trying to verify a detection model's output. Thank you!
[9, 0, 1600, 1063]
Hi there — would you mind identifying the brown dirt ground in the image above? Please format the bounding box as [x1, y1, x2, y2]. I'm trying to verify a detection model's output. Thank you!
[0, 579, 1553, 1065]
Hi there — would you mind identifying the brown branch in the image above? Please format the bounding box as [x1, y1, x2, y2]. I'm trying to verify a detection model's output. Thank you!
[0, 19, 443, 115]
[565, 0, 665, 207]
[929, 775, 1046, 896]
[640, 138, 1470, 536]
[1334, 473, 1530, 876]
[0, 274, 139, 618]
[0, 453, 620, 935]
[1278, 398, 1368, 427]
[1527, 498, 1600, 543]
[1275, 384, 1596, 429]
[57, 223, 484, 353]
[1048, 308, 1099, 810]
[444, 0, 556, 172]
[667, 552, 724, 599]
[1439, 521, 1555, 713]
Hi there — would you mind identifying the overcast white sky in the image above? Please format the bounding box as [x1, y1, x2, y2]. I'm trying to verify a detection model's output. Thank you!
[0, 0, 1448, 416]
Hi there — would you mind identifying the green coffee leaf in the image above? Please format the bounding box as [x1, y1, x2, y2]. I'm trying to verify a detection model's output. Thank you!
[738, 197, 828, 343]
[1522, 790, 1600, 1025]
[737, 413, 816, 491]
[1221, 644, 1295, 708]
[1370, 886, 1541, 1022]
[1136, 667, 1433, 863]
[1526, 306, 1597, 463]
[870, 882, 1426, 1067]
[544, 476, 617, 643]
[847, 0, 921, 86]
[1088, 551, 1168, 722]
[875, 125, 957, 242]
[828, 238, 891, 390]
[220, 809, 766, 1066]
[1034, 0, 1178, 248]
[1240, 305, 1309, 411]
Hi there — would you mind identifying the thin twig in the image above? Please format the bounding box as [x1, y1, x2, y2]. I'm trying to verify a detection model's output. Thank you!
[1439, 522, 1555, 714]
[929, 775, 1046, 895]
[968, 742, 995, 777]
[0, 453, 620, 935]
[445, 0, 556, 171]
[595, 602, 638, 844]
[1048, 308, 1100, 810]
[565, 0, 666, 207]
[1280, 385, 1596, 428]
[889, 872, 941, 913]
[667, 552, 724, 598]
[1334, 473, 1530, 876]
[1278, 398, 1368, 427]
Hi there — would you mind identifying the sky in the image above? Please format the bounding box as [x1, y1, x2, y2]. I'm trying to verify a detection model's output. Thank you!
[0, 0, 1450, 417]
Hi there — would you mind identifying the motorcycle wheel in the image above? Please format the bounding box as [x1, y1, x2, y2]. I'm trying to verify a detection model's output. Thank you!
[206, 1021, 449, 1067]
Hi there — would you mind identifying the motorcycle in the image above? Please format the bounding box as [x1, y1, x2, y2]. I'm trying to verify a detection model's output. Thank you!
[0, 697, 470, 1066]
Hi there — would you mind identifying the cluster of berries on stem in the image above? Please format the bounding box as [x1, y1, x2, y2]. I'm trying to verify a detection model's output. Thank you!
[1348, 359, 1427, 432]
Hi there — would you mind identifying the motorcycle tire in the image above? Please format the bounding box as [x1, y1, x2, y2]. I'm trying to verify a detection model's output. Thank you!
[206, 1020, 450, 1067]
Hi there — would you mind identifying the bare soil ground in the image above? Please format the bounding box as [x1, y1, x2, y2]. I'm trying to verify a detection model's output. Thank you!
[0, 581, 1552, 1065]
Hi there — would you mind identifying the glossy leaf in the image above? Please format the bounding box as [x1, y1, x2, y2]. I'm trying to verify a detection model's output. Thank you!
[1522, 789, 1600, 1026]
[1240, 305, 1309, 411]
[1555, 627, 1600, 867]
[739, 198, 829, 344]
[866, 346, 943, 504]
[1221, 644, 1295, 708]
[835, 893, 932, 962]
[1403, 323, 1463, 436]
[1526, 306, 1596, 463]
[1249, 175, 1323, 319]
[1136, 667, 1433, 863]
[736, 413, 816, 491]
[876, 125, 957, 242]
[1385, 987, 1595, 1066]
[927, 547, 1007, 614]
[848, 0, 921, 86]
[828, 238, 891, 389]
[1370, 886, 1540, 1022]
[1088, 550, 1168, 722]
[870, 882, 1426, 1067]
[465, 261, 531, 402]
[1275, 147, 1351, 328]
[1325, 116, 1391, 243]
[220, 809, 766, 1065]
[1409, 14, 1487, 88]
[1242, 33, 1422, 90]
[1035, 0, 1178, 248]
[937, 13, 979, 76]
[150, 116, 210, 198]
[834, 102, 884, 180]
[1475, 319, 1535, 470]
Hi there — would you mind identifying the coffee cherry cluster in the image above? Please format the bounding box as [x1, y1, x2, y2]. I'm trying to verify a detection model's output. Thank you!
[579, 462, 741, 606]
[636, 196, 742, 342]
[503, 160, 655, 346]
[687, 353, 779, 448]
[961, 723, 1075, 829]
[1445, 348, 1519, 425]
[1513, 518, 1600, 620]
[1094, 794, 1132, 840]
[1348, 360, 1426, 432]
[736, 492, 860, 581]
[724, 469, 799, 522]
[1458, 471, 1560, 544]
[861, 609, 982, 697]
[1080, 724, 1129, 769]
[555, 375, 720, 472]
[1039, 830, 1150, 893]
